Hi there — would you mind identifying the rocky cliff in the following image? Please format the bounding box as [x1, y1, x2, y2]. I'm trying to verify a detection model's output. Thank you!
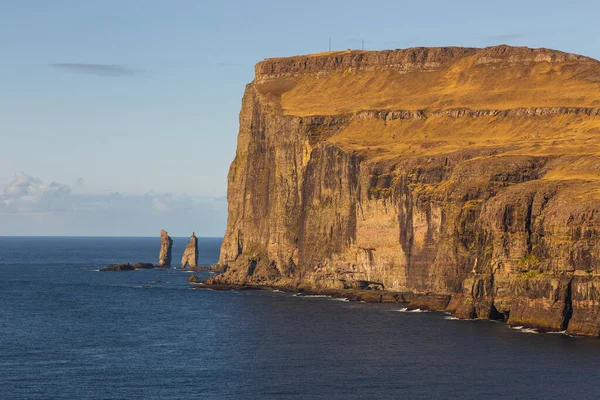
[210, 45, 600, 336]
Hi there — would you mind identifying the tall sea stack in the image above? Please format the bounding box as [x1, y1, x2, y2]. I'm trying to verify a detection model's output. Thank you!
[157, 229, 173, 267]
[209, 45, 600, 337]
[181, 232, 198, 268]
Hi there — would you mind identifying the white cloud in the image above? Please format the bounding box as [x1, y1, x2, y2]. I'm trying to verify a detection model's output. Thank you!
[0, 172, 227, 236]
[0, 172, 71, 211]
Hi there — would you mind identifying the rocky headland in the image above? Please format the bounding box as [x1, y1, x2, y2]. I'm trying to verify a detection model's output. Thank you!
[207, 45, 600, 337]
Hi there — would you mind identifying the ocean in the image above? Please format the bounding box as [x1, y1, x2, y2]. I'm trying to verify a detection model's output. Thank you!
[2, 237, 600, 399]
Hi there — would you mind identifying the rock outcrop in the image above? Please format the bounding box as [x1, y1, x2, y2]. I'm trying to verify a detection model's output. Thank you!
[210, 45, 600, 337]
[157, 230, 173, 267]
[101, 262, 154, 271]
[181, 233, 198, 268]
[187, 275, 201, 283]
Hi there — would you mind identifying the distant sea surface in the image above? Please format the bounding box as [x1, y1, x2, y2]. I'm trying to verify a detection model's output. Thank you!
[2, 237, 600, 399]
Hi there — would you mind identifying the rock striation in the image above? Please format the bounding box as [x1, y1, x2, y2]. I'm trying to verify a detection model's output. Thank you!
[210, 45, 600, 337]
[181, 233, 198, 268]
[157, 230, 173, 267]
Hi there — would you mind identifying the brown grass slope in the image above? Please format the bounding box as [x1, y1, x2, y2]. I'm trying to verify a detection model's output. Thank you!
[255, 45, 600, 197]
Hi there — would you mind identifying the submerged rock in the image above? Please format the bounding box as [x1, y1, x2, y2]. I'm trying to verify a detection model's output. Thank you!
[157, 229, 173, 267]
[187, 275, 201, 284]
[181, 232, 198, 268]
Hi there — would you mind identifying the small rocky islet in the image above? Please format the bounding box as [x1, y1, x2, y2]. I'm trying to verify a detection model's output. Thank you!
[100, 262, 154, 272]
[100, 230, 201, 273]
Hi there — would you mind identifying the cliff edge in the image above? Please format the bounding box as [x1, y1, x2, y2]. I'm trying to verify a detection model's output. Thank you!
[210, 45, 600, 336]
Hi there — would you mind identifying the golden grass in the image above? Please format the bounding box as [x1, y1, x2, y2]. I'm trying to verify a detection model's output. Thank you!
[256, 48, 600, 199]
[274, 56, 600, 116]
[327, 114, 600, 161]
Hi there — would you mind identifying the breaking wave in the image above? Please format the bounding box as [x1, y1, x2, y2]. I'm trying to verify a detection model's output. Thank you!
[510, 326, 539, 334]
[395, 308, 430, 313]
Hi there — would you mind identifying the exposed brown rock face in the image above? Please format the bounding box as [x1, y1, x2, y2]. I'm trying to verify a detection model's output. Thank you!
[157, 230, 173, 267]
[210, 45, 600, 336]
[181, 233, 198, 268]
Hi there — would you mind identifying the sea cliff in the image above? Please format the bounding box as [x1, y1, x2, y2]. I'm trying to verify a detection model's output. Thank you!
[209, 45, 600, 337]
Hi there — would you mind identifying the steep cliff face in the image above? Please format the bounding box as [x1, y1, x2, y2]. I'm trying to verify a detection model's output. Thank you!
[212, 45, 600, 336]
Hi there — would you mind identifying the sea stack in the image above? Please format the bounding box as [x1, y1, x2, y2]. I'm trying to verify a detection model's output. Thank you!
[181, 232, 198, 268]
[157, 229, 173, 267]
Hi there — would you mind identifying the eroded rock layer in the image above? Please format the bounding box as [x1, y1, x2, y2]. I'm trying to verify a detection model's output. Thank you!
[211, 45, 600, 336]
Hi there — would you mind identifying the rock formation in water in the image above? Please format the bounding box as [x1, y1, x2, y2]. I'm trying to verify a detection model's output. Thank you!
[101, 262, 154, 271]
[181, 233, 198, 268]
[157, 230, 173, 267]
[187, 275, 201, 283]
[209, 45, 600, 337]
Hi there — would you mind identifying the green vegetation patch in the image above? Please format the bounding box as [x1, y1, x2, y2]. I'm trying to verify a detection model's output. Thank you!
[519, 269, 544, 279]
[518, 253, 541, 271]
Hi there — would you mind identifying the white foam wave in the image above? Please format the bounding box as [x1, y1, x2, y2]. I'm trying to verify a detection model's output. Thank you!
[444, 316, 460, 320]
[511, 326, 539, 334]
[294, 294, 331, 298]
[331, 298, 349, 302]
[395, 308, 430, 313]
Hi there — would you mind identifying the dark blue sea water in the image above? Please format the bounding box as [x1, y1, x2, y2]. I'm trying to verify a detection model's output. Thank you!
[2, 237, 600, 399]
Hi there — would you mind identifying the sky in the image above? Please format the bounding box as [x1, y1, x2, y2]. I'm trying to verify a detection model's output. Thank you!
[1, 0, 599, 236]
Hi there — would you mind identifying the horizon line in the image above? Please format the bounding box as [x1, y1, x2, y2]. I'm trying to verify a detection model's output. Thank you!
[0, 235, 224, 239]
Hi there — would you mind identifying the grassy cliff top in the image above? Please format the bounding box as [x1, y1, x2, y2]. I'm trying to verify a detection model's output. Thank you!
[254, 45, 600, 116]
[252, 46, 600, 196]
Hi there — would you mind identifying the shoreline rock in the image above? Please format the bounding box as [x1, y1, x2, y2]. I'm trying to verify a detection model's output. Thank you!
[194, 282, 588, 335]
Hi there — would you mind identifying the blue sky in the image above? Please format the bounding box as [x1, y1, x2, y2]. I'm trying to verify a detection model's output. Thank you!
[0, 0, 598, 236]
